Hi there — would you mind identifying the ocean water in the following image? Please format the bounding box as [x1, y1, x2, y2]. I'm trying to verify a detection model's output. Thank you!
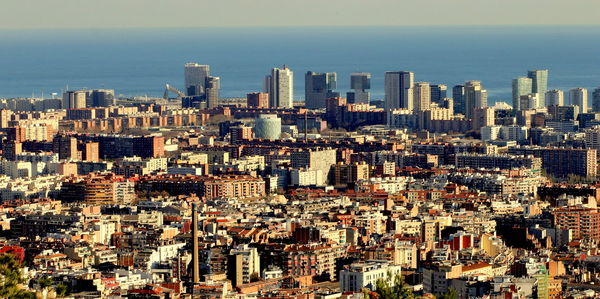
[1, 26, 600, 104]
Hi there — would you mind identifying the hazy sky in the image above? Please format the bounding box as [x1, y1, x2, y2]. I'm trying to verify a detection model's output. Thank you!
[1, 0, 599, 29]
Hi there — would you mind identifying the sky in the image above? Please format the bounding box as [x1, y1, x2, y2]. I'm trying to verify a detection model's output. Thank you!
[1, 0, 599, 30]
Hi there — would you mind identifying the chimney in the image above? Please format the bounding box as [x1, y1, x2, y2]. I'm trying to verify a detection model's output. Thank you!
[192, 202, 200, 284]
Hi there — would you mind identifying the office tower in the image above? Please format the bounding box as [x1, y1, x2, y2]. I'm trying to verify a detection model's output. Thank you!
[265, 66, 293, 108]
[184, 63, 210, 96]
[304, 71, 338, 109]
[546, 89, 564, 107]
[89, 89, 115, 107]
[413, 82, 431, 111]
[429, 84, 447, 104]
[512, 77, 533, 111]
[519, 93, 541, 110]
[593, 87, 600, 112]
[205, 76, 220, 108]
[62, 91, 87, 109]
[247, 92, 269, 108]
[569, 88, 588, 113]
[527, 69, 549, 106]
[183, 63, 220, 108]
[464, 81, 488, 119]
[347, 73, 371, 104]
[254, 114, 282, 140]
[385, 71, 414, 111]
[452, 85, 465, 115]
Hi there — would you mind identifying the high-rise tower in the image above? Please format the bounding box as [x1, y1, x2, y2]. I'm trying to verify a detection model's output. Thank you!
[265, 66, 294, 108]
[512, 77, 533, 111]
[184, 63, 210, 97]
[429, 84, 447, 104]
[593, 87, 600, 112]
[347, 73, 371, 104]
[413, 82, 431, 111]
[569, 88, 588, 113]
[384, 71, 414, 111]
[304, 71, 338, 109]
[546, 89, 564, 107]
[452, 85, 465, 115]
[464, 81, 488, 119]
[527, 70, 548, 106]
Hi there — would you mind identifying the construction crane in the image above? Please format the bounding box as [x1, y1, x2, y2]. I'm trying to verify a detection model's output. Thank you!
[163, 84, 185, 101]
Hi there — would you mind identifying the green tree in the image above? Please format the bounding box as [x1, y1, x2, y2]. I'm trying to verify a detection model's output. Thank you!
[55, 283, 70, 298]
[37, 276, 53, 289]
[0, 254, 36, 298]
[438, 287, 459, 299]
[374, 272, 414, 299]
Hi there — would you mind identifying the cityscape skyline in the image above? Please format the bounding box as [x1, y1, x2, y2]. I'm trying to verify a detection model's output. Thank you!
[5, 1, 600, 298]
[2, 26, 600, 103]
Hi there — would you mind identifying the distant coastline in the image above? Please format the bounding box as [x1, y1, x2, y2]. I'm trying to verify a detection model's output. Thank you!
[1, 26, 600, 103]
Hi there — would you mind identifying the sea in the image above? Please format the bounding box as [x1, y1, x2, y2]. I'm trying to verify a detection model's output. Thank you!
[1, 26, 600, 105]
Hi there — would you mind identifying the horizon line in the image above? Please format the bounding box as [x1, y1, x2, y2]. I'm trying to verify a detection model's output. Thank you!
[2, 24, 600, 31]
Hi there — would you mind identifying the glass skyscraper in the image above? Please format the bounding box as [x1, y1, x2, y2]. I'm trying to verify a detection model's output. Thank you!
[384, 71, 414, 111]
[430, 84, 447, 104]
[305, 71, 338, 109]
[527, 69, 549, 106]
[452, 85, 465, 115]
[347, 73, 371, 104]
[512, 77, 533, 111]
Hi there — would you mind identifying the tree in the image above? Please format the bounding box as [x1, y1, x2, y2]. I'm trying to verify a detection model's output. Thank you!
[438, 287, 459, 299]
[0, 254, 36, 298]
[55, 283, 70, 298]
[373, 272, 414, 299]
[37, 276, 53, 289]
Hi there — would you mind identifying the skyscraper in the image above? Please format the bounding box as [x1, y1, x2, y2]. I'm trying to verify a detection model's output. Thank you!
[413, 82, 431, 111]
[464, 81, 488, 119]
[347, 73, 371, 104]
[385, 71, 414, 111]
[592, 87, 600, 112]
[89, 89, 116, 107]
[205, 76, 220, 108]
[304, 71, 338, 109]
[183, 63, 220, 108]
[62, 90, 87, 109]
[570, 88, 588, 113]
[546, 89, 564, 107]
[512, 77, 533, 111]
[527, 70, 549, 106]
[265, 66, 294, 108]
[429, 84, 447, 104]
[452, 85, 465, 115]
[184, 63, 210, 97]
